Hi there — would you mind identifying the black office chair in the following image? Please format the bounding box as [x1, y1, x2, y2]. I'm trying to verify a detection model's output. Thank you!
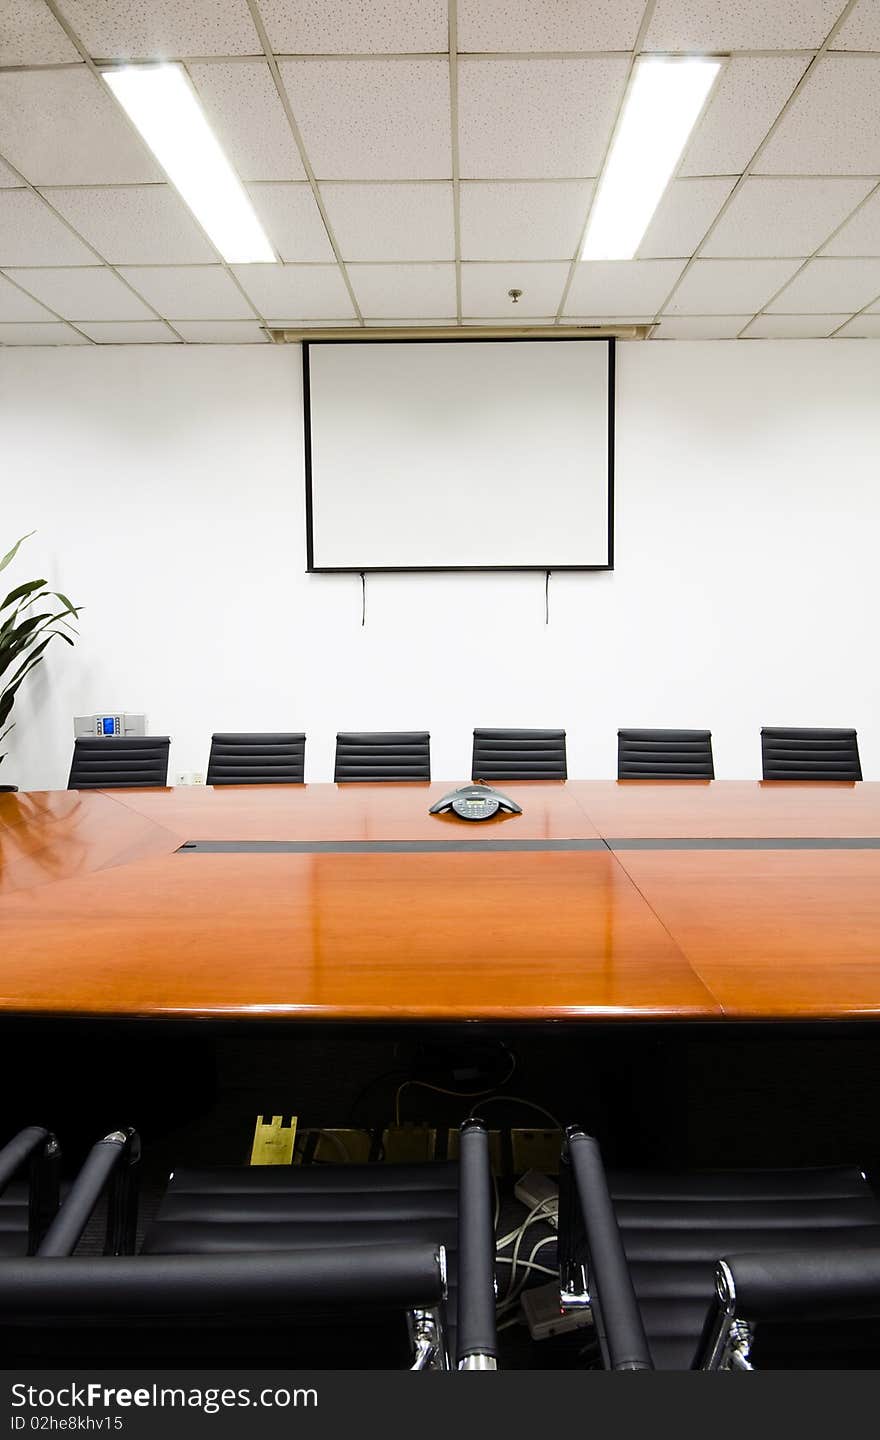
[558, 1126, 880, 1370]
[206, 733, 306, 786]
[0, 1121, 496, 1371]
[761, 728, 862, 781]
[471, 729, 567, 782]
[67, 736, 170, 790]
[334, 732, 431, 783]
[617, 729, 714, 780]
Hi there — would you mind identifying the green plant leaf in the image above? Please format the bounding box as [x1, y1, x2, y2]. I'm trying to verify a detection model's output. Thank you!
[0, 637, 52, 695]
[0, 533, 35, 576]
[0, 534, 81, 746]
[0, 689, 18, 728]
[0, 579, 47, 610]
[4, 613, 53, 643]
[0, 657, 44, 721]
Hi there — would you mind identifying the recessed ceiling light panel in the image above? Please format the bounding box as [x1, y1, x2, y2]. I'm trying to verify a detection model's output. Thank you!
[582, 57, 721, 262]
[103, 64, 275, 264]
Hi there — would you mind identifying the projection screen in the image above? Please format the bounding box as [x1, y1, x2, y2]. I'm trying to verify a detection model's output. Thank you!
[304, 338, 614, 571]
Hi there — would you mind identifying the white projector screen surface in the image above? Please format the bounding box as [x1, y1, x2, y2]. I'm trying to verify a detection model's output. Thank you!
[305, 339, 612, 570]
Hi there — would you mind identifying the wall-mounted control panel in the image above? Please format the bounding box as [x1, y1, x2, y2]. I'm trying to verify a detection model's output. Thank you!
[74, 713, 147, 738]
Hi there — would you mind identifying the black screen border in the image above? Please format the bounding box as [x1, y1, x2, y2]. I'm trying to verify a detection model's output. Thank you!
[303, 334, 615, 574]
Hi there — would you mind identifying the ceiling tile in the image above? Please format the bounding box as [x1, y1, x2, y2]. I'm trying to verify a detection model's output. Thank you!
[0, 191, 95, 266]
[461, 261, 569, 316]
[174, 320, 268, 341]
[57, 0, 259, 58]
[279, 60, 451, 180]
[560, 314, 654, 323]
[365, 317, 456, 326]
[833, 0, 880, 50]
[188, 62, 306, 182]
[836, 313, 880, 336]
[565, 260, 686, 315]
[822, 187, 880, 254]
[349, 262, 456, 317]
[701, 177, 875, 258]
[0, 322, 88, 345]
[645, 0, 843, 50]
[2, 267, 155, 320]
[664, 258, 801, 313]
[268, 318, 353, 326]
[458, 58, 627, 179]
[460, 181, 593, 261]
[0, 1, 79, 63]
[755, 56, 880, 174]
[77, 321, 179, 343]
[0, 69, 160, 185]
[767, 256, 880, 311]
[247, 184, 334, 261]
[320, 183, 454, 260]
[638, 178, 736, 259]
[743, 313, 850, 337]
[258, 0, 446, 53]
[0, 274, 55, 322]
[679, 57, 809, 176]
[231, 263, 355, 318]
[457, 0, 644, 51]
[461, 314, 558, 324]
[43, 185, 217, 264]
[117, 266, 255, 318]
[651, 316, 750, 338]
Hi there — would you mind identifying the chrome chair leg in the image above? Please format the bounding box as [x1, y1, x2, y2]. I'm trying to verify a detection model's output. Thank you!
[409, 1306, 449, 1370]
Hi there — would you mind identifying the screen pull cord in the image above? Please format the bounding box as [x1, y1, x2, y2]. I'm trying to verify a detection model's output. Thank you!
[544, 570, 551, 626]
[360, 571, 366, 627]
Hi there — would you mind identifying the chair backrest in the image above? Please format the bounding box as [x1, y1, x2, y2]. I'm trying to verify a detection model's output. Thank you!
[207, 733, 306, 786]
[334, 732, 431, 783]
[471, 729, 567, 782]
[67, 737, 170, 790]
[761, 727, 862, 781]
[617, 729, 714, 780]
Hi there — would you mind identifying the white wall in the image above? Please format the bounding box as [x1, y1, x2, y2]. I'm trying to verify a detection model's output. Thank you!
[2, 338, 879, 791]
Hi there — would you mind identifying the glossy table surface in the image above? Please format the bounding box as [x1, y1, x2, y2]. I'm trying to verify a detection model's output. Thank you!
[3, 780, 880, 1022]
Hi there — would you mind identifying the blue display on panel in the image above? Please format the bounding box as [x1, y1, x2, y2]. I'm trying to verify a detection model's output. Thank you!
[101, 717, 116, 735]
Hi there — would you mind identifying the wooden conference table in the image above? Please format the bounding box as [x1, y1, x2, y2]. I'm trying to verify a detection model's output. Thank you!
[3, 779, 880, 1023]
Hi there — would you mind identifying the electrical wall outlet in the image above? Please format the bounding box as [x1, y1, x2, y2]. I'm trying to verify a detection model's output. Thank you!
[174, 771, 206, 786]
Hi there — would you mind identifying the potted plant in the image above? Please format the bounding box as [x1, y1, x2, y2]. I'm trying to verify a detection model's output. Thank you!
[1, 532, 82, 793]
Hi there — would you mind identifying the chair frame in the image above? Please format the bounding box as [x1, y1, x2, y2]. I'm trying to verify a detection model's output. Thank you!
[559, 1126, 880, 1371]
[9, 1121, 497, 1372]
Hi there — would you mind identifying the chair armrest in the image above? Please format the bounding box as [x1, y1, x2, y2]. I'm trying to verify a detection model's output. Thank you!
[38, 1130, 139, 1258]
[456, 1119, 498, 1368]
[723, 1245, 880, 1323]
[0, 1244, 446, 1320]
[563, 1128, 653, 1371]
[698, 1245, 880, 1369]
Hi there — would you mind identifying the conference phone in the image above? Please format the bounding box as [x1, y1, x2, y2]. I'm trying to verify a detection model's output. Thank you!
[429, 784, 522, 823]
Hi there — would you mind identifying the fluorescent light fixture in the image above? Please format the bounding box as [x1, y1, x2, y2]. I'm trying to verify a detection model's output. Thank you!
[582, 57, 721, 261]
[103, 64, 275, 263]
